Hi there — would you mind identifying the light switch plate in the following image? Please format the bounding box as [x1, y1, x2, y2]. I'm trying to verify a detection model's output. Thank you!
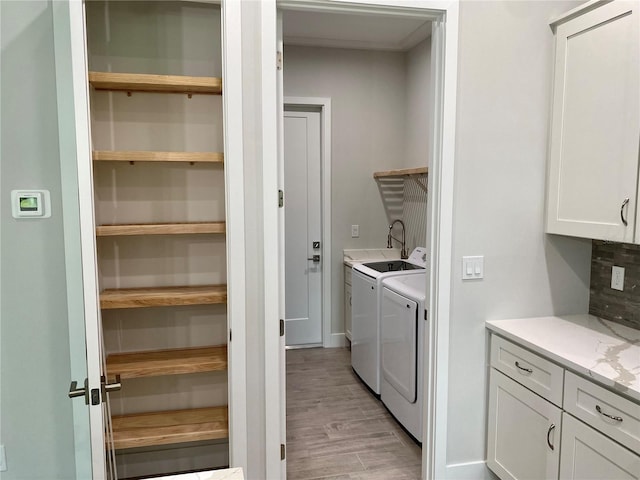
[611, 266, 624, 291]
[462, 256, 484, 280]
[351, 225, 359, 238]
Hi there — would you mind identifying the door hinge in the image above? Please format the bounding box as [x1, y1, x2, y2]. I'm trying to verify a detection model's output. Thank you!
[280, 443, 286, 460]
[229, 329, 232, 342]
[280, 319, 285, 337]
[278, 189, 284, 208]
[277, 51, 283, 70]
[424, 309, 428, 321]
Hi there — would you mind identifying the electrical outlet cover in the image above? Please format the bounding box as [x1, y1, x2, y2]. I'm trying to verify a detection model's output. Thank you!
[611, 266, 625, 291]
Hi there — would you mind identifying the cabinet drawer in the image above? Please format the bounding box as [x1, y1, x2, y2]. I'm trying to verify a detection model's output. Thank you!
[344, 265, 352, 286]
[564, 371, 640, 454]
[490, 335, 564, 406]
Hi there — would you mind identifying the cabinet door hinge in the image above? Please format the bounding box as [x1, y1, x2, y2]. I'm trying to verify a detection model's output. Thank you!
[279, 189, 284, 208]
[280, 443, 286, 460]
[277, 51, 283, 70]
[280, 319, 285, 337]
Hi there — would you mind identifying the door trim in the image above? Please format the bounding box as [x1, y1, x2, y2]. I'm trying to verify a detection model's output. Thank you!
[222, 0, 249, 471]
[270, 2, 459, 479]
[52, 1, 106, 478]
[284, 97, 335, 348]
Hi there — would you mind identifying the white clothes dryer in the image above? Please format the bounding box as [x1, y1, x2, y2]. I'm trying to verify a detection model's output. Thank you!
[380, 273, 426, 442]
[351, 247, 427, 395]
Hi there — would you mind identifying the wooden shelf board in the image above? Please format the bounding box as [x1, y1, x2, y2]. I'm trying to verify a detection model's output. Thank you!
[373, 167, 428, 179]
[100, 285, 227, 310]
[107, 345, 227, 379]
[88, 72, 222, 95]
[96, 222, 226, 237]
[92, 150, 224, 163]
[110, 406, 228, 450]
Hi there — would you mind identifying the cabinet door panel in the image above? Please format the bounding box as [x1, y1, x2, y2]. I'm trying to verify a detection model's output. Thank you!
[560, 413, 640, 480]
[547, 2, 639, 242]
[487, 369, 562, 480]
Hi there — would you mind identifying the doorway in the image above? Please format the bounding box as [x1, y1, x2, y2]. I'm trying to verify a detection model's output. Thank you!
[277, 5, 440, 479]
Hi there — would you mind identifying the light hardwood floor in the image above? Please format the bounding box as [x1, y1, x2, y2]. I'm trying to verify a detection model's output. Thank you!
[286, 347, 422, 480]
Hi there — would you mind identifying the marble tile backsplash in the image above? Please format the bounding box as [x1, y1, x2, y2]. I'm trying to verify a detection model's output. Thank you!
[589, 240, 640, 330]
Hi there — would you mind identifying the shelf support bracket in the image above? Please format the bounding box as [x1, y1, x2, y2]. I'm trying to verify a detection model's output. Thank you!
[412, 175, 427, 192]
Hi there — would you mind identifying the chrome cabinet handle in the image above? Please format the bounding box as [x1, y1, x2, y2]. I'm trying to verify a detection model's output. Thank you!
[621, 198, 629, 226]
[596, 405, 623, 422]
[515, 361, 533, 374]
[547, 424, 555, 450]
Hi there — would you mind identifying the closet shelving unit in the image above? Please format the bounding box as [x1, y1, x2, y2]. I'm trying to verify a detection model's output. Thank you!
[89, 71, 229, 454]
[81, 2, 229, 475]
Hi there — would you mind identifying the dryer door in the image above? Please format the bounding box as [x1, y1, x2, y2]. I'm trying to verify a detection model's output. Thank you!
[381, 286, 418, 403]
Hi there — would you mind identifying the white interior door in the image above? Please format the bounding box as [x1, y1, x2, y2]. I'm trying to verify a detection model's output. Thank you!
[284, 109, 322, 346]
[54, 1, 114, 478]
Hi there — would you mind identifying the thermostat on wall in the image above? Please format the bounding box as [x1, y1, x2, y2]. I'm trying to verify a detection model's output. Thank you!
[11, 190, 51, 219]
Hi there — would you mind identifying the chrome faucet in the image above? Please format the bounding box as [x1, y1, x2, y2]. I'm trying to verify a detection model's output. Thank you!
[387, 219, 408, 259]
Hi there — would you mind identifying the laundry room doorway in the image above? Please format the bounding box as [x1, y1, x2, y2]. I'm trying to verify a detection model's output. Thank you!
[271, 1, 460, 478]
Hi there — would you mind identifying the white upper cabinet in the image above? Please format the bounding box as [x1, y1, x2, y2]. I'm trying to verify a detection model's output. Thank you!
[546, 1, 640, 243]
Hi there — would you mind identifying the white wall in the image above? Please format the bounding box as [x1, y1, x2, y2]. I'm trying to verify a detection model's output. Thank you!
[446, 1, 591, 476]
[283, 45, 408, 334]
[403, 36, 431, 252]
[0, 1, 77, 478]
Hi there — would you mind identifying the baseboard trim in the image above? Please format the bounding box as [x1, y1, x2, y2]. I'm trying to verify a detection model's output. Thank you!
[446, 460, 495, 480]
[324, 333, 347, 348]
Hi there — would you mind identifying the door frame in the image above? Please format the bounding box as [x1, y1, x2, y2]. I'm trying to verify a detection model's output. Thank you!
[283, 97, 334, 348]
[221, 0, 249, 471]
[268, 1, 459, 479]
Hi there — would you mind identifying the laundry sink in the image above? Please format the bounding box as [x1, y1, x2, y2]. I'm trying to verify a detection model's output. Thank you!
[363, 260, 424, 273]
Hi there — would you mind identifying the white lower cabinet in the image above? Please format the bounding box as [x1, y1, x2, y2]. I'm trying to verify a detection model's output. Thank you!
[487, 334, 640, 480]
[487, 368, 562, 480]
[559, 413, 640, 480]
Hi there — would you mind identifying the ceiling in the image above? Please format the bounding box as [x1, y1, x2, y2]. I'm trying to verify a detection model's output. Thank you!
[282, 10, 431, 52]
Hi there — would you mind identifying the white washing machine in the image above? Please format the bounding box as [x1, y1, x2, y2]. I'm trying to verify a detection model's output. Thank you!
[351, 247, 426, 395]
[380, 273, 426, 442]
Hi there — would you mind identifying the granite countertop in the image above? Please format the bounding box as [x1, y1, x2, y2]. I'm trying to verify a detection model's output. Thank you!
[486, 314, 640, 402]
[343, 248, 401, 267]
[162, 468, 244, 480]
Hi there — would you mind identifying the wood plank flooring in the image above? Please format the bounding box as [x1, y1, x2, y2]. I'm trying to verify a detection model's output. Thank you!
[286, 348, 422, 480]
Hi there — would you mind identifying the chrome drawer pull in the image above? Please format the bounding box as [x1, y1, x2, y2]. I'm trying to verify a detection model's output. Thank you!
[515, 361, 533, 374]
[596, 405, 623, 422]
[547, 423, 555, 450]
